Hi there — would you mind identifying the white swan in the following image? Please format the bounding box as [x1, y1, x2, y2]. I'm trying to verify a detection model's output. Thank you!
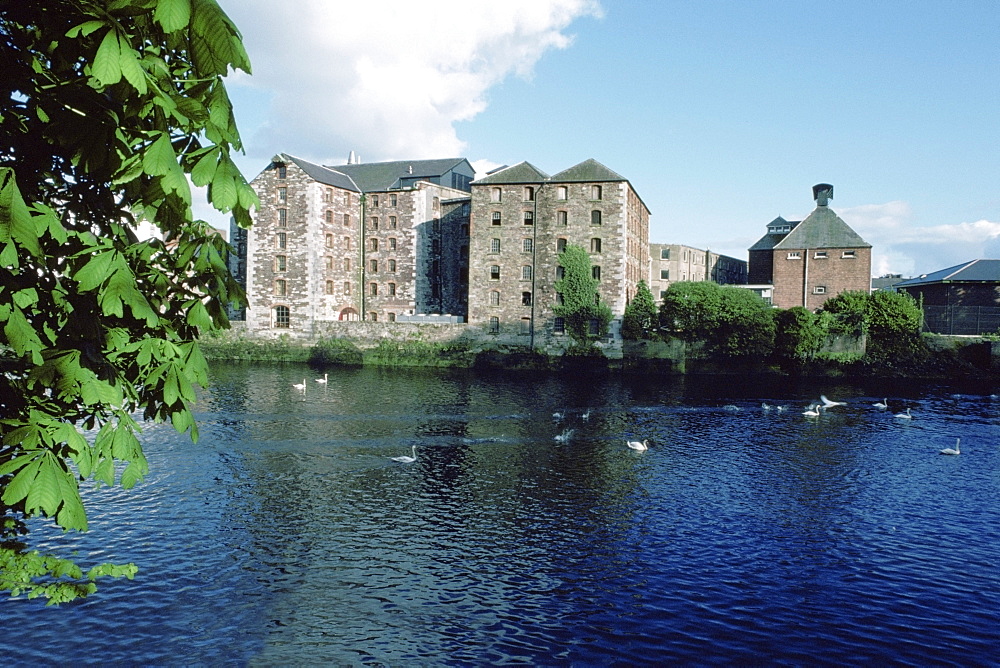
[940, 438, 961, 455]
[553, 410, 565, 421]
[894, 407, 912, 419]
[820, 395, 846, 408]
[581, 409, 591, 421]
[803, 403, 821, 417]
[315, 373, 328, 384]
[555, 429, 574, 443]
[873, 398, 888, 409]
[292, 379, 306, 391]
[761, 402, 772, 411]
[627, 439, 649, 451]
[391, 445, 417, 463]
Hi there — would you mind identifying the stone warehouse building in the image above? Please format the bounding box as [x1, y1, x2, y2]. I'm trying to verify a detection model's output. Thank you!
[467, 159, 650, 348]
[748, 184, 872, 310]
[233, 154, 474, 331]
[649, 243, 747, 301]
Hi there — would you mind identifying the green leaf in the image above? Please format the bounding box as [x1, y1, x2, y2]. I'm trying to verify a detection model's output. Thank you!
[26, 454, 63, 516]
[119, 461, 146, 490]
[142, 132, 176, 177]
[3, 304, 45, 365]
[3, 459, 41, 506]
[119, 43, 147, 95]
[73, 250, 115, 291]
[66, 20, 107, 39]
[0, 167, 43, 259]
[92, 29, 123, 86]
[208, 158, 238, 211]
[190, 147, 220, 187]
[154, 0, 192, 32]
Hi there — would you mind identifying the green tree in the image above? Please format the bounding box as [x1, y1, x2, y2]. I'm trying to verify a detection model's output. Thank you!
[621, 280, 657, 340]
[864, 290, 924, 364]
[659, 281, 775, 357]
[0, 0, 255, 603]
[553, 244, 613, 348]
[774, 306, 827, 361]
[820, 290, 869, 337]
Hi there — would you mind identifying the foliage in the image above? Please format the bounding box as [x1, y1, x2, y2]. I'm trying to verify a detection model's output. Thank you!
[774, 306, 827, 361]
[621, 280, 658, 340]
[659, 282, 775, 358]
[0, 1, 255, 602]
[365, 339, 473, 367]
[200, 332, 311, 363]
[552, 245, 613, 347]
[862, 290, 925, 365]
[310, 337, 364, 366]
[819, 290, 869, 337]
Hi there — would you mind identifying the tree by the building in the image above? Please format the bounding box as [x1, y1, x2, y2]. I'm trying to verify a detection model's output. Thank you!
[553, 245, 612, 349]
[774, 306, 827, 361]
[0, 0, 256, 603]
[659, 281, 775, 358]
[621, 280, 658, 340]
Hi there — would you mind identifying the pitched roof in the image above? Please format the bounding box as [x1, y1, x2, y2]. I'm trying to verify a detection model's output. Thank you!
[471, 161, 550, 185]
[329, 158, 470, 191]
[895, 259, 1000, 287]
[749, 217, 802, 251]
[278, 154, 359, 191]
[774, 205, 870, 250]
[550, 158, 626, 183]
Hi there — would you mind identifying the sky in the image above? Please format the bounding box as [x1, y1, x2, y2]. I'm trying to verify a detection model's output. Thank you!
[205, 0, 1000, 278]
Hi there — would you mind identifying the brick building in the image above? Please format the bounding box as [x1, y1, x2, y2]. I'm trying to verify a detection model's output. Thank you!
[467, 159, 650, 348]
[234, 154, 474, 331]
[747, 184, 871, 310]
[649, 243, 747, 301]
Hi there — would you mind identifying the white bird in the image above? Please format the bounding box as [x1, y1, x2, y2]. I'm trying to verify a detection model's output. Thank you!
[391, 445, 417, 463]
[761, 402, 772, 411]
[894, 407, 913, 419]
[873, 398, 889, 409]
[555, 428, 574, 443]
[292, 379, 306, 391]
[626, 439, 649, 451]
[820, 395, 846, 408]
[553, 410, 565, 421]
[581, 409, 591, 421]
[775, 405, 788, 413]
[940, 438, 961, 455]
[315, 373, 328, 384]
[803, 403, 821, 417]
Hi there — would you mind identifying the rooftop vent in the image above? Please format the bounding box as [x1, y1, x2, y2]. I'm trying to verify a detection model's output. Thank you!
[812, 183, 834, 206]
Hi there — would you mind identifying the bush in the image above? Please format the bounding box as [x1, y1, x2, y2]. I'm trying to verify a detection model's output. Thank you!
[309, 338, 363, 366]
[774, 306, 827, 361]
[660, 282, 775, 358]
[622, 280, 658, 340]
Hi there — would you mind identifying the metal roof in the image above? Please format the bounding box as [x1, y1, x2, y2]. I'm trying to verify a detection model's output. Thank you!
[895, 259, 1000, 287]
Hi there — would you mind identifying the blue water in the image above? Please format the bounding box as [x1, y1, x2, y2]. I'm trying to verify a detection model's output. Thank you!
[5, 364, 1000, 666]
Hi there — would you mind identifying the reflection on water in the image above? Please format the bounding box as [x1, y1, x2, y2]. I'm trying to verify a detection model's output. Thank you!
[6, 363, 1000, 665]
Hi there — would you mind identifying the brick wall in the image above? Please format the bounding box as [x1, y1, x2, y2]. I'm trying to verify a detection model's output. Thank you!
[771, 247, 872, 309]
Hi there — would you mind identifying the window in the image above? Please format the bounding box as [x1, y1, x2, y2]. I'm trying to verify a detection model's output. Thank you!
[490, 265, 500, 280]
[522, 265, 532, 280]
[524, 186, 535, 201]
[371, 195, 379, 207]
[489, 316, 500, 334]
[557, 211, 567, 225]
[276, 232, 287, 249]
[278, 209, 287, 227]
[814, 285, 827, 294]
[660, 290, 667, 300]
[433, 196, 440, 210]
[370, 259, 378, 272]
[325, 280, 334, 295]
[324, 256, 333, 271]
[523, 211, 534, 225]
[389, 216, 397, 229]
[325, 234, 333, 248]
[842, 250, 857, 258]
[344, 237, 351, 250]
[390, 194, 397, 206]
[278, 187, 286, 203]
[787, 251, 801, 259]
[325, 210, 333, 223]
[522, 291, 532, 306]
[343, 214, 350, 227]
[344, 257, 351, 271]
[388, 312, 396, 322]
[278, 165, 286, 179]
[592, 265, 601, 280]
[274, 279, 286, 296]
[461, 224, 469, 236]
[490, 290, 500, 306]
[520, 318, 532, 335]
[588, 319, 600, 335]
[556, 292, 565, 305]
[591, 185, 602, 200]
[660, 269, 669, 280]
[556, 266, 565, 280]
[557, 186, 567, 200]
[490, 238, 501, 254]
[371, 217, 379, 230]
[274, 305, 290, 328]
[556, 238, 567, 253]
[491, 187, 502, 202]
[523, 238, 533, 253]
[492, 211, 502, 226]
[554, 317, 565, 334]
[370, 238, 379, 251]
[346, 193, 351, 206]
[370, 312, 377, 322]
[370, 283, 378, 296]
[389, 238, 397, 251]
[274, 255, 287, 272]
[388, 282, 396, 296]
[660, 248, 670, 259]
[323, 188, 332, 203]
[591, 210, 602, 225]
[591, 238, 602, 253]
[388, 259, 396, 272]
[814, 251, 828, 259]
[344, 281, 351, 295]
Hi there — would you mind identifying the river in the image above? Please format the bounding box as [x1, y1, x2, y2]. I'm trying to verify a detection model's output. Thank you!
[5, 363, 1000, 666]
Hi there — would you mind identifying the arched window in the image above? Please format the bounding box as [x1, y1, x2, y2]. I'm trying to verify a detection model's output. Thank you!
[591, 210, 602, 225]
[557, 238, 567, 253]
[591, 185, 602, 200]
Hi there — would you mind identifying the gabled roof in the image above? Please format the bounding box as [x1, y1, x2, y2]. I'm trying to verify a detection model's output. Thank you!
[895, 259, 1000, 287]
[278, 153, 359, 191]
[774, 205, 871, 250]
[550, 158, 626, 183]
[471, 161, 550, 185]
[329, 158, 471, 191]
[749, 217, 802, 251]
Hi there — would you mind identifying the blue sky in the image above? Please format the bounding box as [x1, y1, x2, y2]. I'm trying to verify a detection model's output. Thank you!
[211, 0, 1000, 278]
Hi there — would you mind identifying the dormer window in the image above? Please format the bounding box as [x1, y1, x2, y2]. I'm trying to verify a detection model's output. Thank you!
[787, 251, 801, 260]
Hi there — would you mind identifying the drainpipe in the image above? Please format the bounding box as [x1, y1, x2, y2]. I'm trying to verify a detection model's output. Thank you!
[360, 192, 366, 319]
[802, 247, 809, 308]
[530, 184, 541, 351]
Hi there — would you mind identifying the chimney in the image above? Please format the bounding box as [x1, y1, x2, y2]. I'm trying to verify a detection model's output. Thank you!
[407, 165, 413, 174]
[348, 150, 356, 164]
[812, 183, 833, 206]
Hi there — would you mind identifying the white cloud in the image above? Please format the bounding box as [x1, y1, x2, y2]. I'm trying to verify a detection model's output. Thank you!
[225, 0, 602, 166]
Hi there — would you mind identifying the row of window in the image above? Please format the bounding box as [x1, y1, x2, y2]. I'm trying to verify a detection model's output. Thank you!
[271, 304, 403, 328]
[368, 194, 399, 207]
[487, 238, 601, 254]
[488, 210, 602, 226]
[787, 250, 857, 259]
[489, 185, 604, 203]
[485, 316, 598, 336]
[487, 265, 602, 281]
[367, 216, 399, 230]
